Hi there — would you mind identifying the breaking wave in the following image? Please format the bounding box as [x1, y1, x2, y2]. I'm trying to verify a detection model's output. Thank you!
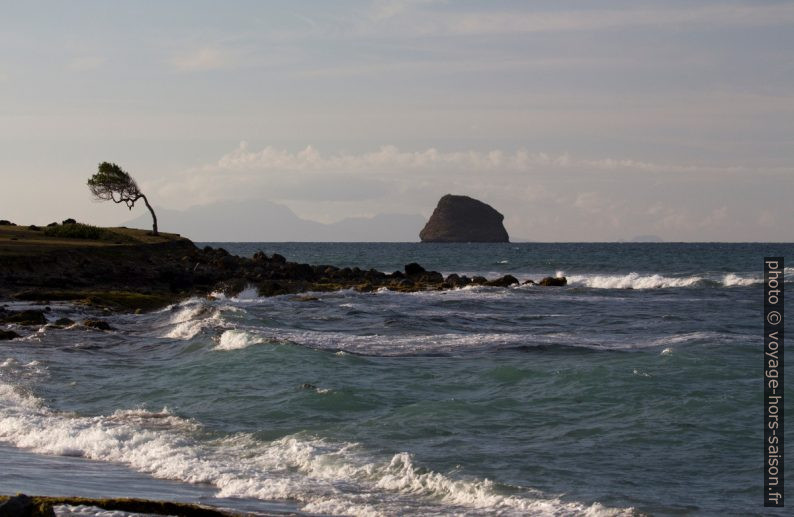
[0, 380, 632, 517]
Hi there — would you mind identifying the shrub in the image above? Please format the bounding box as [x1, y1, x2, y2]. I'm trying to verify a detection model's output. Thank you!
[62, 218, 77, 225]
[44, 223, 104, 240]
[0, 220, 15, 226]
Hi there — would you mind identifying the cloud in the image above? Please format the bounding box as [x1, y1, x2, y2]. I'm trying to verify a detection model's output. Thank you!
[361, 2, 794, 37]
[67, 56, 105, 72]
[142, 142, 793, 241]
[206, 141, 760, 175]
[171, 47, 232, 72]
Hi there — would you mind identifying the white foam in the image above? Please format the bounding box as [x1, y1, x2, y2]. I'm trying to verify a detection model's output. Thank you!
[721, 273, 759, 287]
[215, 329, 265, 351]
[567, 273, 703, 289]
[0, 382, 633, 516]
[162, 303, 220, 339]
[661, 348, 673, 356]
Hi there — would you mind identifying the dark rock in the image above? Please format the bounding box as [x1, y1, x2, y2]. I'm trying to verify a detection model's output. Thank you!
[271, 253, 287, 264]
[522, 279, 536, 285]
[2, 310, 47, 325]
[538, 276, 567, 286]
[471, 276, 488, 285]
[300, 383, 318, 390]
[82, 319, 113, 330]
[54, 317, 75, 326]
[419, 194, 509, 242]
[404, 262, 426, 276]
[390, 270, 404, 279]
[62, 218, 77, 225]
[0, 330, 20, 340]
[252, 251, 268, 262]
[421, 271, 444, 283]
[0, 493, 34, 516]
[444, 273, 471, 288]
[486, 274, 519, 287]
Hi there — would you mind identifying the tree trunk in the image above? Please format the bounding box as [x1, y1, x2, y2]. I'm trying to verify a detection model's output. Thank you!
[141, 195, 158, 236]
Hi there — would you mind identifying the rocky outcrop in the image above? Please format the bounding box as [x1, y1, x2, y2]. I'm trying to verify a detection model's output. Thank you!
[420, 195, 509, 242]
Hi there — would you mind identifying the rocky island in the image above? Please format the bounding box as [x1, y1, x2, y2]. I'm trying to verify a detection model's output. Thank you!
[420, 194, 509, 242]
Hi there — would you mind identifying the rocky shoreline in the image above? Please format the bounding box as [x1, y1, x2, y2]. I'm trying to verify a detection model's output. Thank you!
[1, 225, 566, 328]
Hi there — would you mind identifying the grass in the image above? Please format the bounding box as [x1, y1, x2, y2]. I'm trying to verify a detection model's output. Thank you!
[0, 224, 183, 256]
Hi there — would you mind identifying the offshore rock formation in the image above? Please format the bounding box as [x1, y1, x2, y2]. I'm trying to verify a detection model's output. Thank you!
[420, 195, 509, 243]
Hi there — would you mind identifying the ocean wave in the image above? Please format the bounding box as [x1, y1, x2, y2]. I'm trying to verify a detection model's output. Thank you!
[566, 272, 760, 289]
[0, 383, 632, 516]
[160, 301, 222, 340]
[215, 329, 265, 351]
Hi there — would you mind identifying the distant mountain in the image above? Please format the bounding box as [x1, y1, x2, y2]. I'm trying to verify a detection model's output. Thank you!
[627, 235, 664, 243]
[123, 199, 425, 242]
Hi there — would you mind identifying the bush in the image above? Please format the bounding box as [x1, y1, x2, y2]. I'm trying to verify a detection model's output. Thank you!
[62, 218, 77, 225]
[0, 220, 15, 226]
[44, 223, 104, 240]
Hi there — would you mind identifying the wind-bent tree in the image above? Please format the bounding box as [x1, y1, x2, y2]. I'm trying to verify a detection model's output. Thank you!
[87, 162, 158, 236]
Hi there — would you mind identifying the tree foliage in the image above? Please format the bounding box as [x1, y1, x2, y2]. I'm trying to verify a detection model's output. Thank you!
[87, 162, 159, 235]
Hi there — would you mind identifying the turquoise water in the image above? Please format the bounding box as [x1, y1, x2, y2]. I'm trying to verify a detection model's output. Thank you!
[1, 243, 791, 516]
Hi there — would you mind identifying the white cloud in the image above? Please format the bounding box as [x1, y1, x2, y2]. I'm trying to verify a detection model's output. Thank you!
[171, 47, 232, 72]
[205, 142, 767, 176]
[362, 3, 794, 37]
[67, 56, 105, 72]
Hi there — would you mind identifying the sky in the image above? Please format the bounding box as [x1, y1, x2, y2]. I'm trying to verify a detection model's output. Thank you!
[1, 0, 792, 241]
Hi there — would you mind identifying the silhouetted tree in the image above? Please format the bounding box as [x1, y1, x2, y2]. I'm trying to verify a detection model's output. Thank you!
[87, 162, 158, 236]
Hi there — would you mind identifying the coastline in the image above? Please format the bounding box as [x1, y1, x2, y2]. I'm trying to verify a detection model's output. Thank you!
[0, 224, 564, 315]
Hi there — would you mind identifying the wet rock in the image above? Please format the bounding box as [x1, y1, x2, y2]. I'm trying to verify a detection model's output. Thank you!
[522, 279, 536, 285]
[0, 330, 20, 340]
[538, 276, 567, 286]
[1, 310, 47, 325]
[82, 319, 113, 330]
[486, 274, 519, 287]
[271, 253, 287, 264]
[404, 262, 426, 276]
[0, 494, 33, 516]
[420, 271, 444, 283]
[54, 317, 75, 326]
[471, 276, 488, 285]
[420, 194, 509, 242]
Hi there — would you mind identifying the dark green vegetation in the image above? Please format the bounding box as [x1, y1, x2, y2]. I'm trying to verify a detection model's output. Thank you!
[88, 162, 159, 236]
[0, 494, 241, 516]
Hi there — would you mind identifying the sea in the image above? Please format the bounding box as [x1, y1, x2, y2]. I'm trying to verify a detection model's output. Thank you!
[0, 242, 791, 516]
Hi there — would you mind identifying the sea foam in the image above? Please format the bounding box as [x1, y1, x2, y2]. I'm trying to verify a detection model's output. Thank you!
[215, 329, 264, 351]
[0, 381, 632, 516]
